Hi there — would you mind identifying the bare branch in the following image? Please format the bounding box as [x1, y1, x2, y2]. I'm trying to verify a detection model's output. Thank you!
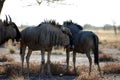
[36, 0, 42, 5]
[36, 0, 64, 5]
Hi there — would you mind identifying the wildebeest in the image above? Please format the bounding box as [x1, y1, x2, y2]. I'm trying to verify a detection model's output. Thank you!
[20, 20, 71, 78]
[0, 15, 21, 45]
[63, 20, 101, 76]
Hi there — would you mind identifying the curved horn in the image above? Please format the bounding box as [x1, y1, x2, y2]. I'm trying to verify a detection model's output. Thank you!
[8, 15, 12, 23]
[5, 15, 8, 23]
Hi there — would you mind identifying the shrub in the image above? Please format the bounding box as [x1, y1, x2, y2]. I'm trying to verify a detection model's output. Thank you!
[102, 62, 120, 74]
[77, 65, 101, 80]
[0, 66, 6, 75]
[77, 65, 89, 74]
[0, 54, 14, 62]
[4, 62, 40, 77]
[4, 62, 21, 77]
[99, 53, 117, 62]
[10, 76, 24, 80]
[9, 48, 15, 54]
[50, 62, 66, 75]
[0, 62, 67, 77]
[77, 72, 100, 80]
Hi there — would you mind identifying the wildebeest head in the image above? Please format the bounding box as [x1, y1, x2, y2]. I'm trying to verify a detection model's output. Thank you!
[3, 15, 21, 42]
[61, 25, 72, 36]
[57, 25, 71, 46]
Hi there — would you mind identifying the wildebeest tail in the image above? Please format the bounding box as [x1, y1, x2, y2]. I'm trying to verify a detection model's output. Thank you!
[93, 34, 99, 64]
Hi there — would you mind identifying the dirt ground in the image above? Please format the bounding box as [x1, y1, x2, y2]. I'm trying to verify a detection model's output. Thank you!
[0, 45, 120, 80]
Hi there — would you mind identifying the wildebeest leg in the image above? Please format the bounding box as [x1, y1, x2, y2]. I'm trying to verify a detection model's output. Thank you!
[40, 50, 45, 78]
[97, 63, 102, 76]
[86, 52, 92, 75]
[47, 51, 52, 78]
[62, 49, 70, 76]
[26, 48, 32, 77]
[66, 49, 70, 73]
[20, 45, 26, 75]
[73, 51, 76, 74]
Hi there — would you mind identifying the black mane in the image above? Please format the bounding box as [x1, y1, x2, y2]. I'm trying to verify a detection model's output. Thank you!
[37, 20, 61, 28]
[63, 20, 83, 30]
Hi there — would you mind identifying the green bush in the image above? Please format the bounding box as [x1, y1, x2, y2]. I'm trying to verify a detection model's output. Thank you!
[9, 48, 15, 54]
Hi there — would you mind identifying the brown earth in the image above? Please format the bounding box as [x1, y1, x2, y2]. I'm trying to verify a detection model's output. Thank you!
[0, 46, 120, 80]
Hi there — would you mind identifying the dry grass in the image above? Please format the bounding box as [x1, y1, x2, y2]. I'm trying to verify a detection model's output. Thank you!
[0, 62, 120, 80]
[4, 62, 21, 77]
[102, 62, 120, 74]
[94, 30, 120, 42]
[5, 40, 19, 54]
[0, 62, 102, 80]
[50, 62, 66, 75]
[0, 54, 14, 62]
[77, 65, 89, 74]
[99, 53, 118, 62]
[10, 76, 24, 80]
[0, 29, 119, 79]
[52, 47, 65, 55]
[76, 65, 101, 80]
[0, 66, 6, 75]
[100, 41, 120, 50]
[93, 30, 120, 49]
[77, 72, 100, 80]
[0, 62, 39, 77]
[77, 62, 120, 80]
[8, 43, 17, 54]
[6, 62, 40, 77]
[0, 62, 66, 77]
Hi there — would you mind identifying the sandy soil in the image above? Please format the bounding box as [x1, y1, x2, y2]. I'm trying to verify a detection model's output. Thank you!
[0, 47, 120, 80]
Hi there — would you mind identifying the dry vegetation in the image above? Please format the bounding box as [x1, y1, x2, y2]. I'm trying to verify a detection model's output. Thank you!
[99, 53, 118, 62]
[0, 61, 120, 80]
[94, 30, 120, 49]
[102, 62, 120, 74]
[0, 29, 120, 80]
[77, 72, 100, 80]
[0, 61, 66, 76]
[0, 54, 14, 62]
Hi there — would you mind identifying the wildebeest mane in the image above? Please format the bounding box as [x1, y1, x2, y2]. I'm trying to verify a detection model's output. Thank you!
[37, 20, 61, 28]
[63, 20, 83, 30]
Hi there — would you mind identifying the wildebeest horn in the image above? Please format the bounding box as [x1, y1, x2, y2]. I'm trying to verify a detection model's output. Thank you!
[8, 15, 12, 23]
[5, 15, 8, 23]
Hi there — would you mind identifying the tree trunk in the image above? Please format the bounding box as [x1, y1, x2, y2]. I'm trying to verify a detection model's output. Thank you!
[0, 0, 6, 16]
[113, 25, 117, 35]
